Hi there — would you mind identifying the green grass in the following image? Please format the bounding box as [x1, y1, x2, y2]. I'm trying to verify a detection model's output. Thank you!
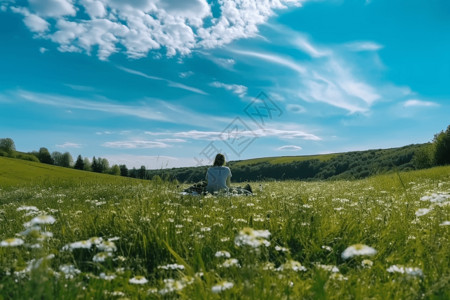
[233, 153, 337, 166]
[0, 158, 449, 299]
[0, 156, 138, 187]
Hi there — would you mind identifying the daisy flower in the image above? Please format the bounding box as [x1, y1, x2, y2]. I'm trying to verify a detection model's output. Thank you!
[212, 281, 234, 293]
[1, 238, 24, 247]
[129, 276, 148, 285]
[341, 244, 377, 260]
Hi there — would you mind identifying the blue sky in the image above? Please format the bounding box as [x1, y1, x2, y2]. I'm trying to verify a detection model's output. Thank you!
[0, 0, 449, 169]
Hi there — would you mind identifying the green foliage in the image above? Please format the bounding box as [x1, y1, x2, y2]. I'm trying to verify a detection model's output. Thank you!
[37, 147, 54, 164]
[433, 125, 450, 165]
[0, 138, 16, 154]
[74, 155, 84, 170]
[0, 159, 449, 299]
[148, 144, 424, 183]
[412, 144, 434, 169]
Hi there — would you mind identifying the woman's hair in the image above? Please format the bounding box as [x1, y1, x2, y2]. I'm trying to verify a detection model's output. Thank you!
[213, 153, 226, 166]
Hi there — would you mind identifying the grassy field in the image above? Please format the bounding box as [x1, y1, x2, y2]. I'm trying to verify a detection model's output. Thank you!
[232, 153, 337, 166]
[0, 157, 449, 299]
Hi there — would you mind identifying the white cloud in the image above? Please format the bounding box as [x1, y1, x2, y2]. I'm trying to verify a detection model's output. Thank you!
[105, 154, 197, 169]
[277, 145, 302, 151]
[102, 140, 170, 149]
[39, 47, 48, 53]
[12, 0, 304, 59]
[28, 0, 76, 18]
[24, 13, 50, 33]
[345, 41, 383, 52]
[287, 104, 306, 113]
[146, 127, 321, 141]
[210, 81, 248, 98]
[118, 65, 207, 95]
[56, 142, 82, 148]
[403, 99, 439, 108]
[233, 49, 307, 74]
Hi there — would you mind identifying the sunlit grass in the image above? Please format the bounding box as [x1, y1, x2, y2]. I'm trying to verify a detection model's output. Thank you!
[0, 163, 449, 299]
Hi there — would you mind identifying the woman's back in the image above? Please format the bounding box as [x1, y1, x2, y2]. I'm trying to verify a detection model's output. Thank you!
[206, 166, 231, 193]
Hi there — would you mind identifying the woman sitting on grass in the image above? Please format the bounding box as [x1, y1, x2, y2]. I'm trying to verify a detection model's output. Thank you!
[206, 153, 232, 194]
[183, 153, 252, 195]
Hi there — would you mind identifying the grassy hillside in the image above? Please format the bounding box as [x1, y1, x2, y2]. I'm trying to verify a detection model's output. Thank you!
[0, 163, 449, 299]
[147, 144, 427, 183]
[233, 153, 337, 166]
[0, 156, 138, 187]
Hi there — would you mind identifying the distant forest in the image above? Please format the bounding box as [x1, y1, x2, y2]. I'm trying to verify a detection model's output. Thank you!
[1, 125, 449, 183]
[146, 144, 426, 183]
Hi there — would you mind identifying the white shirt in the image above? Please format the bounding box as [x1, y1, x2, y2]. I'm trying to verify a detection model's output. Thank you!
[206, 166, 232, 193]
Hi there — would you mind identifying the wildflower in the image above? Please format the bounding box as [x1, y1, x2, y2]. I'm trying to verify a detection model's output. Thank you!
[215, 250, 231, 258]
[275, 245, 290, 253]
[93, 252, 113, 262]
[322, 245, 332, 252]
[361, 259, 374, 268]
[440, 221, 450, 226]
[97, 241, 117, 252]
[234, 227, 271, 248]
[108, 236, 120, 241]
[387, 265, 423, 277]
[341, 244, 377, 260]
[159, 278, 191, 295]
[129, 276, 148, 285]
[89, 237, 103, 245]
[59, 264, 81, 279]
[17, 206, 39, 212]
[276, 260, 307, 272]
[220, 237, 230, 242]
[262, 262, 275, 271]
[212, 281, 234, 293]
[200, 227, 211, 232]
[1, 238, 24, 247]
[64, 240, 92, 250]
[30, 215, 56, 225]
[158, 263, 185, 270]
[99, 272, 116, 280]
[415, 208, 432, 217]
[316, 264, 339, 273]
[330, 273, 348, 281]
[219, 258, 240, 268]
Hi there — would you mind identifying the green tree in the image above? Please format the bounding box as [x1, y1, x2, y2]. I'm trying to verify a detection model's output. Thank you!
[74, 155, 84, 170]
[413, 144, 434, 169]
[38, 147, 54, 164]
[83, 157, 91, 171]
[138, 165, 147, 179]
[51, 151, 63, 166]
[91, 157, 101, 172]
[119, 164, 128, 177]
[0, 138, 16, 154]
[110, 164, 120, 176]
[61, 152, 73, 167]
[433, 125, 450, 165]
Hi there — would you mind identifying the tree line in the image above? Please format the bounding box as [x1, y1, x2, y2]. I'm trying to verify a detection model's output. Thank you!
[1, 124, 449, 182]
[0, 139, 150, 179]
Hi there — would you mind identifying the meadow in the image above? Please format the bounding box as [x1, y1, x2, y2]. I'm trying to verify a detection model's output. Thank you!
[0, 157, 449, 299]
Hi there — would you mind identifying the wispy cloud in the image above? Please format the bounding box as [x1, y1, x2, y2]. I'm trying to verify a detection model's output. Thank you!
[117, 65, 208, 95]
[56, 142, 82, 148]
[277, 145, 302, 151]
[232, 49, 307, 74]
[17, 90, 171, 122]
[105, 154, 197, 169]
[345, 41, 383, 52]
[102, 140, 170, 149]
[403, 99, 439, 108]
[15, 89, 218, 127]
[146, 127, 321, 141]
[210, 81, 248, 98]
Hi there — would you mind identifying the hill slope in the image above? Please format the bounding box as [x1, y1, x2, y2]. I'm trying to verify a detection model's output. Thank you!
[0, 156, 138, 187]
[147, 143, 428, 183]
